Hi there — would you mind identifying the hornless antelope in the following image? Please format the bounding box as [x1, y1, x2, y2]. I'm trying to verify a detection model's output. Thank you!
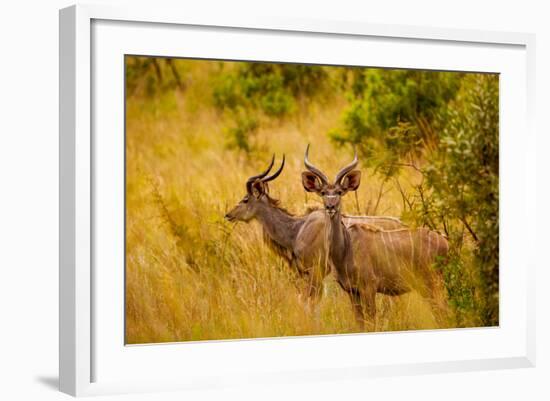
[301, 146, 449, 329]
[224, 155, 404, 305]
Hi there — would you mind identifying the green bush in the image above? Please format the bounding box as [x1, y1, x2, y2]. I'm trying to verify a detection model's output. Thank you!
[331, 69, 499, 326]
[225, 109, 259, 153]
[330, 69, 463, 171]
[213, 62, 330, 152]
[422, 74, 499, 324]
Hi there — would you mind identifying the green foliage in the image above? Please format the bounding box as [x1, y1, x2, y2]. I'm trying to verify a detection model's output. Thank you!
[125, 56, 500, 331]
[422, 74, 499, 324]
[332, 69, 499, 326]
[225, 109, 259, 153]
[435, 248, 480, 327]
[330, 69, 463, 172]
[213, 63, 330, 152]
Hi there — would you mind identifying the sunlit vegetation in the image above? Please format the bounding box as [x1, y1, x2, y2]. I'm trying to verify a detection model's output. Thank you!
[125, 56, 498, 344]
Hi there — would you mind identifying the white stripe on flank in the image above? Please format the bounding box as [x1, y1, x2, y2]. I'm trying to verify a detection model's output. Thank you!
[387, 231, 397, 265]
[409, 230, 414, 265]
[427, 230, 432, 259]
[422, 231, 424, 261]
[380, 232, 392, 268]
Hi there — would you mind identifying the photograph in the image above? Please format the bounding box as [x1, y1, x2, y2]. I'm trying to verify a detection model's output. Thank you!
[124, 56, 499, 344]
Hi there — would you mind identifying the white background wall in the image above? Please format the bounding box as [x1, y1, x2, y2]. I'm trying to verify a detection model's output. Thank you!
[0, 0, 548, 399]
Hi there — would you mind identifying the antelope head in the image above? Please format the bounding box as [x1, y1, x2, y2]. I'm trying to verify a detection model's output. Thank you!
[301, 145, 361, 219]
[225, 155, 286, 222]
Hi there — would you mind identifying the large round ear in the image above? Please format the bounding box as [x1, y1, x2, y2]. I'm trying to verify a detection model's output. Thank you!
[341, 170, 361, 193]
[302, 171, 323, 193]
[251, 180, 267, 198]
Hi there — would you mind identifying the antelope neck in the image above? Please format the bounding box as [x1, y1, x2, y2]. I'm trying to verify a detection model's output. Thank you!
[254, 201, 299, 250]
[325, 210, 349, 268]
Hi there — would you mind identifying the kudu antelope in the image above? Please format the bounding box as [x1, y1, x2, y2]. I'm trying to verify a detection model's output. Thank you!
[301, 146, 449, 328]
[224, 155, 404, 306]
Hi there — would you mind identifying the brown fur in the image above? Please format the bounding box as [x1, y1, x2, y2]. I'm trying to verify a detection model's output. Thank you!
[226, 194, 407, 305]
[301, 149, 448, 329]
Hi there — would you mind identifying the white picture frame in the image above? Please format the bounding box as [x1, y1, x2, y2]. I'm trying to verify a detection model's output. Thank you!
[59, 3, 536, 397]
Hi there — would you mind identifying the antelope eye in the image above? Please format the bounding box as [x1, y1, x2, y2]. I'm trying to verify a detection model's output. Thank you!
[242, 196, 249, 203]
[336, 190, 343, 195]
[320, 190, 326, 196]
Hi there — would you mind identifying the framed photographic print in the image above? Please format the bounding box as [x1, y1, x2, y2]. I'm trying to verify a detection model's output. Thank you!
[59, 4, 536, 396]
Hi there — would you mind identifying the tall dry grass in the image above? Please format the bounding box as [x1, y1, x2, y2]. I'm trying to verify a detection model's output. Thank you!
[125, 59, 460, 344]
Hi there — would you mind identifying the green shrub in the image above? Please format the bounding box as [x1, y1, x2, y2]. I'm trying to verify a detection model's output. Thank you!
[330, 69, 463, 170]
[422, 74, 499, 324]
[213, 62, 331, 152]
[225, 110, 259, 153]
[331, 69, 499, 326]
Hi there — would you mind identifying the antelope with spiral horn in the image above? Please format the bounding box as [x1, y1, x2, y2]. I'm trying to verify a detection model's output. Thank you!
[225, 154, 406, 307]
[301, 146, 448, 329]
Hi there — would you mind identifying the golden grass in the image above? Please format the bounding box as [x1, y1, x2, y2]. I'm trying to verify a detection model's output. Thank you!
[125, 59, 459, 344]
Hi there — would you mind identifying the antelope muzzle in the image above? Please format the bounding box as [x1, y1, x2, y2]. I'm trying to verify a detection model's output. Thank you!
[324, 195, 340, 217]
